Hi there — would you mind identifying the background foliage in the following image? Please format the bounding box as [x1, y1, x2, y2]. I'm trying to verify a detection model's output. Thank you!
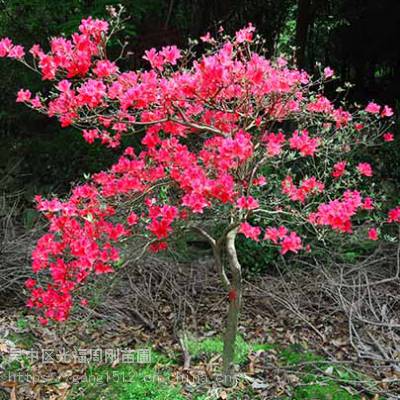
[0, 0, 398, 223]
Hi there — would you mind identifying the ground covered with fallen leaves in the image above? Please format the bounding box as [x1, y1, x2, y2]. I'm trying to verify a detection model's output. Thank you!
[0, 292, 398, 399]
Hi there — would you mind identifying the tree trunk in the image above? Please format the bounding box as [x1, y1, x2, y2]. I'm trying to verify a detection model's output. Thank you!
[295, 0, 312, 68]
[222, 228, 242, 387]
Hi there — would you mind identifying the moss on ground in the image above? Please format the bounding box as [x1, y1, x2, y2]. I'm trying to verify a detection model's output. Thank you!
[187, 334, 251, 365]
[293, 381, 357, 400]
[279, 345, 378, 400]
[69, 352, 185, 400]
[280, 343, 324, 365]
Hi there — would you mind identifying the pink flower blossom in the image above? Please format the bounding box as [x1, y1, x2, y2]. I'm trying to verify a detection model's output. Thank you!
[25, 278, 36, 289]
[0, 38, 13, 57]
[307, 96, 333, 113]
[253, 176, 267, 186]
[365, 102, 380, 114]
[236, 196, 259, 210]
[143, 48, 164, 70]
[263, 132, 285, 156]
[381, 105, 393, 117]
[79, 16, 109, 38]
[309, 190, 362, 233]
[264, 226, 287, 243]
[235, 23, 255, 43]
[239, 222, 261, 241]
[388, 207, 400, 223]
[282, 176, 324, 203]
[323, 67, 334, 78]
[93, 60, 118, 77]
[362, 197, 374, 210]
[83, 129, 99, 143]
[94, 263, 114, 274]
[332, 161, 347, 179]
[8, 45, 25, 59]
[182, 192, 209, 213]
[368, 228, 378, 241]
[357, 162, 373, 177]
[160, 45, 181, 65]
[16, 89, 31, 103]
[332, 108, 352, 128]
[147, 218, 172, 239]
[289, 130, 320, 156]
[127, 212, 138, 226]
[30, 96, 42, 108]
[383, 132, 394, 142]
[263, 227, 302, 254]
[200, 32, 213, 43]
[29, 44, 44, 58]
[354, 123, 364, 132]
[280, 231, 302, 254]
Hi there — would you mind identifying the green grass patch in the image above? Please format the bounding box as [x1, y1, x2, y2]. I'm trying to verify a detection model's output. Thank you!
[69, 351, 184, 400]
[293, 379, 358, 400]
[251, 342, 275, 352]
[280, 343, 324, 366]
[278, 346, 378, 399]
[6, 332, 36, 349]
[187, 335, 250, 365]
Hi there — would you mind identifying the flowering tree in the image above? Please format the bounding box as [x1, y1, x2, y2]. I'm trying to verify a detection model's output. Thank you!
[1, 10, 399, 385]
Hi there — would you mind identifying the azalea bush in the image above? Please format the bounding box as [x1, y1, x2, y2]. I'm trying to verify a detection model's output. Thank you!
[1, 8, 399, 385]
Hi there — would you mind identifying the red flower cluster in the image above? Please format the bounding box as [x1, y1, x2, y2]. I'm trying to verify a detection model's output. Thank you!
[2, 15, 396, 323]
[332, 161, 347, 179]
[309, 190, 364, 233]
[388, 207, 400, 223]
[282, 176, 324, 203]
[357, 162, 373, 177]
[263, 132, 286, 157]
[289, 130, 320, 157]
[264, 226, 302, 254]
